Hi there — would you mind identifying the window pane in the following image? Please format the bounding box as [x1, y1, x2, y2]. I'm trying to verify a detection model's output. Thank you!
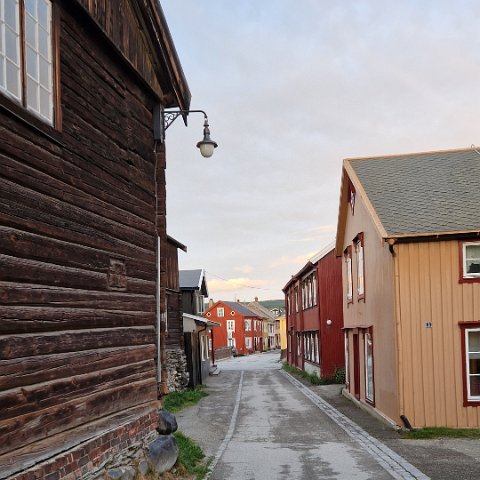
[470, 376, 480, 397]
[466, 245, 480, 260]
[26, 75, 38, 111]
[468, 331, 480, 352]
[5, 0, 19, 30]
[25, 0, 37, 17]
[26, 46, 38, 80]
[39, 85, 51, 118]
[38, 27, 48, 57]
[5, 26, 19, 63]
[38, 0, 50, 30]
[39, 55, 49, 86]
[6, 59, 20, 97]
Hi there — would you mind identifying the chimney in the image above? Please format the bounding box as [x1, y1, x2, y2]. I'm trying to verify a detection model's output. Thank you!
[254, 296, 258, 302]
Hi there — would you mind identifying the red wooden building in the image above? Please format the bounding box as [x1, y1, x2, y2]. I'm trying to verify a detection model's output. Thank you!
[283, 243, 344, 378]
[205, 300, 261, 356]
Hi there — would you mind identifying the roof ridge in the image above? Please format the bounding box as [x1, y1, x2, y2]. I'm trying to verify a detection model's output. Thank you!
[344, 146, 477, 162]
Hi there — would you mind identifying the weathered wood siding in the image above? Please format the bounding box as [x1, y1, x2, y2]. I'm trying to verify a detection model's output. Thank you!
[396, 240, 480, 427]
[0, 2, 163, 468]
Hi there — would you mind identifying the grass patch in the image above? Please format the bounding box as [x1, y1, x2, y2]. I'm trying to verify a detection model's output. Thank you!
[401, 427, 480, 440]
[173, 432, 209, 479]
[282, 362, 339, 385]
[163, 386, 208, 413]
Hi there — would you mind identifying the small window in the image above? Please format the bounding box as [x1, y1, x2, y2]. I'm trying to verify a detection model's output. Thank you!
[217, 307, 224, 317]
[245, 337, 252, 349]
[226, 320, 234, 331]
[244, 319, 251, 331]
[344, 246, 353, 303]
[0, 0, 54, 123]
[355, 234, 365, 299]
[365, 330, 374, 404]
[197, 295, 205, 314]
[228, 337, 236, 348]
[461, 242, 480, 282]
[348, 181, 356, 214]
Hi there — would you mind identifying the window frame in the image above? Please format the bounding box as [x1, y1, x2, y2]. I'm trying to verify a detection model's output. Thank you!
[0, 0, 61, 129]
[244, 319, 251, 331]
[217, 307, 224, 317]
[459, 241, 480, 283]
[344, 246, 353, 304]
[364, 328, 375, 405]
[460, 323, 480, 406]
[226, 319, 235, 331]
[245, 336, 252, 350]
[355, 233, 366, 301]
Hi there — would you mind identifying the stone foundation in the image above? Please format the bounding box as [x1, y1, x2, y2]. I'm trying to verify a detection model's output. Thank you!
[7, 410, 167, 480]
[165, 349, 189, 392]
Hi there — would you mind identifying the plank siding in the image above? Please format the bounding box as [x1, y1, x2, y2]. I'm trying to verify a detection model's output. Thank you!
[0, 0, 177, 470]
[397, 240, 480, 427]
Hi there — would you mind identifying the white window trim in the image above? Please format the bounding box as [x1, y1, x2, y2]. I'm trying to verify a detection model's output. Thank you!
[463, 242, 480, 279]
[217, 307, 224, 317]
[466, 328, 480, 401]
[365, 331, 374, 402]
[356, 240, 365, 297]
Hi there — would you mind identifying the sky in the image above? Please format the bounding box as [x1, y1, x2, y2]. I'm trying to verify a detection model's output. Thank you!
[161, 0, 480, 302]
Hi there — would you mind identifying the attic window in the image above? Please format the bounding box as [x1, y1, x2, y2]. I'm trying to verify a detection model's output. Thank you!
[461, 241, 480, 282]
[347, 181, 356, 214]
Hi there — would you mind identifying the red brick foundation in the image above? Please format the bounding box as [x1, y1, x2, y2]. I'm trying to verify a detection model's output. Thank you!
[9, 410, 159, 480]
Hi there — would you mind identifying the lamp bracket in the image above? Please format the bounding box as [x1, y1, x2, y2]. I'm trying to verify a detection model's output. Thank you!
[154, 104, 209, 143]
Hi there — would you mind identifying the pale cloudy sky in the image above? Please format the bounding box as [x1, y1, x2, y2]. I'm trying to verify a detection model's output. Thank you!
[161, 0, 480, 302]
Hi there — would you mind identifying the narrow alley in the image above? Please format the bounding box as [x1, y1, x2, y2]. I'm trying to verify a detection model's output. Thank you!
[176, 352, 430, 480]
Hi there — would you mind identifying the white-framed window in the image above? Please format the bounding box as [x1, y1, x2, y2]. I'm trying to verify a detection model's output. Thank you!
[465, 328, 480, 401]
[312, 275, 317, 306]
[228, 337, 236, 348]
[314, 332, 319, 364]
[295, 287, 299, 313]
[244, 319, 251, 331]
[217, 307, 224, 317]
[462, 242, 480, 279]
[197, 295, 205, 314]
[0, 0, 54, 123]
[344, 332, 350, 387]
[355, 234, 365, 298]
[208, 337, 212, 351]
[365, 330, 374, 403]
[245, 337, 252, 349]
[344, 246, 353, 303]
[226, 320, 235, 331]
[201, 335, 206, 361]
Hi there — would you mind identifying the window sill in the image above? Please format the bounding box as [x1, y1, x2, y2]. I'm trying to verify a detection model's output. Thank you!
[464, 400, 480, 407]
[459, 276, 480, 284]
[0, 93, 63, 147]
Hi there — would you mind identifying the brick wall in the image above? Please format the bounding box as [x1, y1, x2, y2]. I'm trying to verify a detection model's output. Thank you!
[9, 411, 159, 480]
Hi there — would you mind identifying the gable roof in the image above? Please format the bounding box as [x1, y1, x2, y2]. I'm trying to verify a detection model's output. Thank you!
[245, 301, 276, 321]
[179, 269, 209, 296]
[223, 301, 259, 317]
[336, 147, 480, 252]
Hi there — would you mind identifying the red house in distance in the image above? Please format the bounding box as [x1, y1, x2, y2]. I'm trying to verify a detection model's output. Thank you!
[205, 300, 261, 356]
[284, 243, 344, 379]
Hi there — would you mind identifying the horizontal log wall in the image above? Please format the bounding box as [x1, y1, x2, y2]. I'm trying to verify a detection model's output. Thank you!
[0, 2, 163, 469]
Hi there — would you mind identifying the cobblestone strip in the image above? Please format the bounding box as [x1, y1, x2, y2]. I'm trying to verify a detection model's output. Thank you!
[281, 371, 430, 480]
[206, 370, 244, 479]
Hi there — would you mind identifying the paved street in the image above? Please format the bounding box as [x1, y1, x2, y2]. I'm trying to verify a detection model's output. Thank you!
[176, 351, 480, 479]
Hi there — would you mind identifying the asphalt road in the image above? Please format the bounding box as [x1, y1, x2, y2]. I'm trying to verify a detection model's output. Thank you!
[176, 352, 480, 480]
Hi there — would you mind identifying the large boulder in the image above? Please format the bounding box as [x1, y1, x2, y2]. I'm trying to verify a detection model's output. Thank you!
[147, 435, 179, 474]
[157, 410, 178, 435]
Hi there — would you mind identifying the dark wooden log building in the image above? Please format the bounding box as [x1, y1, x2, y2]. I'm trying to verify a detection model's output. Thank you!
[0, 1, 190, 478]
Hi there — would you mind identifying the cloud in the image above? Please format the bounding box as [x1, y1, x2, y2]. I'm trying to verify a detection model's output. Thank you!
[234, 265, 254, 274]
[208, 277, 266, 292]
[292, 225, 337, 243]
[270, 252, 318, 269]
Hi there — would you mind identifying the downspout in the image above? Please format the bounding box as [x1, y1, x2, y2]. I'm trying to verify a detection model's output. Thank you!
[156, 235, 161, 386]
[389, 238, 405, 426]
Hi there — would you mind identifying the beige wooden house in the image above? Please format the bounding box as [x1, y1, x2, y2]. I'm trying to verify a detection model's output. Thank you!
[336, 148, 480, 428]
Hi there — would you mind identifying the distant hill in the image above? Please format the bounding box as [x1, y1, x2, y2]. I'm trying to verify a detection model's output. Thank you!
[259, 299, 285, 310]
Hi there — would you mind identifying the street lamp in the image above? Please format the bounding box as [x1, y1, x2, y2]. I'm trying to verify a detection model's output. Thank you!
[154, 106, 218, 158]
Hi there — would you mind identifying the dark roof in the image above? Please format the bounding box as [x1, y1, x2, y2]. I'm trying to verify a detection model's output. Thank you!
[179, 269, 202, 289]
[167, 235, 187, 252]
[223, 301, 258, 317]
[348, 148, 480, 237]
